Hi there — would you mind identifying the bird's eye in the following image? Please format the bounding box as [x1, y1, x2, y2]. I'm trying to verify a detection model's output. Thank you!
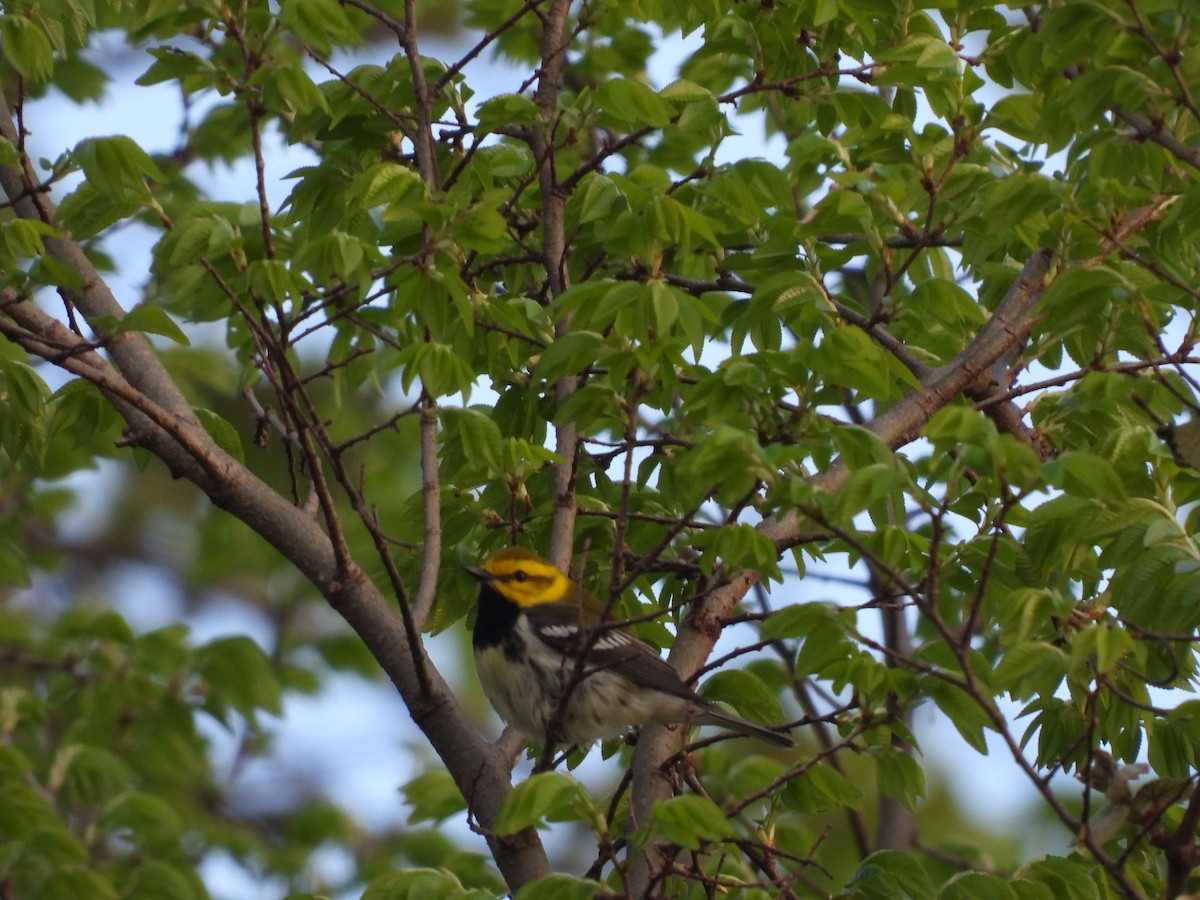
[513, 570, 528, 582]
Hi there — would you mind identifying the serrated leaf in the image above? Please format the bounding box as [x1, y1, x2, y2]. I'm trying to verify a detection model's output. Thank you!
[441, 407, 503, 476]
[784, 763, 865, 813]
[124, 860, 205, 900]
[534, 331, 604, 381]
[699, 668, 784, 727]
[660, 78, 713, 103]
[514, 874, 609, 900]
[574, 173, 621, 225]
[362, 868, 479, 900]
[55, 180, 133, 238]
[357, 163, 426, 208]
[195, 636, 282, 721]
[924, 678, 994, 754]
[993, 641, 1069, 699]
[0, 218, 56, 258]
[475, 94, 541, 132]
[847, 850, 934, 900]
[645, 794, 732, 849]
[874, 748, 925, 811]
[1016, 857, 1106, 899]
[136, 47, 218, 90]
[1045, 451, 1126, 503]
[760, 603, 836, 641]
[594, 79, 675, 128]
[1069, 624, 1132, 676]
[0, 16, 54, 83]
[401, 769, 468, 824]
[493, 772, 599, 836]
[938, 871, 1020, 900]
[455, 204, 508, 253]
[72, 135, 164, 203]
[99, 792, 183, 852]
[120, 304, 191, 346]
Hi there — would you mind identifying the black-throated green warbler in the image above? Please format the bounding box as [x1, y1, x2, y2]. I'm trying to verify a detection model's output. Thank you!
[466, 547, 793, 749]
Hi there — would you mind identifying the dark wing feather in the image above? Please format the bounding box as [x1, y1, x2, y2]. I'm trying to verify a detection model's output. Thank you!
[526, 607, 696, 701]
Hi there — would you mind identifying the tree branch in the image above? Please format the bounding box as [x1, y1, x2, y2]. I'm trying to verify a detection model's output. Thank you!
[0, 82, 551, 893]
[626, 248, 1054, 894]
[531, 0, 579, 569]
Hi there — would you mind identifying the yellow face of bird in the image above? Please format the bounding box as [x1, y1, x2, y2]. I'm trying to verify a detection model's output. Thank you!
[475, 548, 575, 608]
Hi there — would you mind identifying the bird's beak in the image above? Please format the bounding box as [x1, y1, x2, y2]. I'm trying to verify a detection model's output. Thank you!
[464, 565, 491, 583]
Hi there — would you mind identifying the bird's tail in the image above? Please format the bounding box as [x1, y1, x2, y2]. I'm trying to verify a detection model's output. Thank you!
[693, 706, 794, 748]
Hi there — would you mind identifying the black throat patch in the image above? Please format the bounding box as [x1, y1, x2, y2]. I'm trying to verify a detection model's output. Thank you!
[472, 583, 521, 650]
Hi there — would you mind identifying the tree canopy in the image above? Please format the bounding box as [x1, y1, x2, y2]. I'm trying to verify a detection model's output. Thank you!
[2, 0, 1200, 897]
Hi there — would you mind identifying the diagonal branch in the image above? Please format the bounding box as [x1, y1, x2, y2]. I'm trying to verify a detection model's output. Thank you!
[626, 248, 1055, 895]
[0, 81, 550, 893]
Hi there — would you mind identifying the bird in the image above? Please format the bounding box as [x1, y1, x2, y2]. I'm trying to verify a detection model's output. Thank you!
[1158, 418, 1200, 469]
[465, 547, 794, 750]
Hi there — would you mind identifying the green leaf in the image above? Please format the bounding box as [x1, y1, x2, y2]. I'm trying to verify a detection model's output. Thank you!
[53, 744, 134, 808]
[986, 93, 1042, 142]
[847, 850, 934, 900]
[969, 173, 1061, 236]
[120, 304, 191, 346]
[401, 770, 467, 824]
[594, 78, 675, 128]
[99, 792, 183, 853]
[493, 772, 600, 836]
[136, 47, 218, 91]
[553, 280, 646, 332]
[648, 195, 720, 250]
[441, 407, 504, 477]
[356, 163, 427, 209]
[924, 678, 994, 754]
[993, 642, 1069, 700]
[1068, 624, 1132, 677]
[71, 135, 164, 204]
[124, 860, 206, 900]
[0, 218, 56, 260]
[1044, 451, 1126, 503]
[1015, 857, 1106, 899]
[783, 763, 865, 814]
[514, 874, 609, 900]
[248, 259, 306, 306]
[194, 408, 244, 463]
[553, 382, 620, 428]
[195, 636, 282, 721]
[698, 668, 784, 727]
[36, 868, 119, 900]
[54, 180, 132, 238]
[268, 61, 331, 116]
[938, 872, 1020, 900]
[3, 360, 50, 415]
[573, 173, 622, 225]
[362, 868, 484, 900]
[0, 16, 54, 83]
[535, 331, 605, 381]
[689, 522, 782, 581]
[455, 204, 509, 253]
[278, 0, 360, 55]
[873, 747, 926, 811]
[475, 94, 542, 133]
[644, 794, 732, 850]
[397, 343, 475, 399]
[760, 603, 840, 642]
